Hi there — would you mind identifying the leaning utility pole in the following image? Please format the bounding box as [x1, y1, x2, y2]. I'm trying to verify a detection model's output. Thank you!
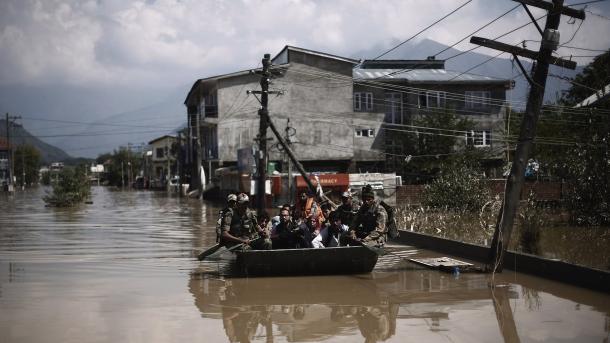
[470, 0, 584, 272]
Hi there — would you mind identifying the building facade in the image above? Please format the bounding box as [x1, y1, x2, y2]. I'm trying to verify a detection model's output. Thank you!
[353, 59, 511, 177]
[184, 46, 386, 182]
[184, 47, 511, 186]
[148, 135, 177, 185]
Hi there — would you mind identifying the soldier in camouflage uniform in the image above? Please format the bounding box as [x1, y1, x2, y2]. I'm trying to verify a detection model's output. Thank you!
[343, 185, 387, 247]
[335, 191, 358, 228]
[220, 193, 272, 250]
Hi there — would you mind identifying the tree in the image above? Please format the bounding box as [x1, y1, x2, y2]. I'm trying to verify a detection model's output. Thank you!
[14, 144, 41, 186]
[421, 148, 492, 211]
[43, 167, 91, 207]
[520, 50, 610, 225]
[388, 108, 476, 183]
[96, 148, 143, 187]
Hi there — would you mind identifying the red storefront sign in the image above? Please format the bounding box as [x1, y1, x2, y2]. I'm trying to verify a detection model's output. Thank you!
[295, 174, 349, 189]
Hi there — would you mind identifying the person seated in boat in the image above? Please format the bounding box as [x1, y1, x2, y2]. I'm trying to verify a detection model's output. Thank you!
[336, 190, 359, 228]
[258, 211, 271, 232]
[312, 211, 348, 248]
[294, 214, 319, 248]
[220, 193, 272, 250]
[270, 203, 291, 231]
[317, 202, 332, 229]
[341, 185, 387, 247]
[297, 191, 319, 225]
[270, 208, 298, 249]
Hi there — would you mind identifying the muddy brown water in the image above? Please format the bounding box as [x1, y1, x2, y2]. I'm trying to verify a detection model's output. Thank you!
[1, 187, 609, 342]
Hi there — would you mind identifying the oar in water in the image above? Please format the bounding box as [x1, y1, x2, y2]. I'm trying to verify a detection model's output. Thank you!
[198, 234, 268, 261]
[197, 243, 222, 261]
[197, 242, 251, 261]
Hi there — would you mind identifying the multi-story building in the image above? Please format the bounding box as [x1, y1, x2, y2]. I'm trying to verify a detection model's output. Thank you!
[183, 46, 386, 182]
[184, 46, 511, 185]
[353, 59, 511, 176]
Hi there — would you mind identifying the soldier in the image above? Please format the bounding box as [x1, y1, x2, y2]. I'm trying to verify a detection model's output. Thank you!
[220, 193, 272, 250]
[344, 185, 387, 247]
[215, 194, 237, 243]
[335, 191, 358, 228]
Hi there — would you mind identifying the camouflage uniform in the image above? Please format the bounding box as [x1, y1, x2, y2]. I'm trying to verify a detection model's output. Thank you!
[221, 208, 272, 250]
[349, 200, 387, 246]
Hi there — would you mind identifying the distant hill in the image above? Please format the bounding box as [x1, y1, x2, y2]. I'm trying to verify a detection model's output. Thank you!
[0, 121, 71, 164]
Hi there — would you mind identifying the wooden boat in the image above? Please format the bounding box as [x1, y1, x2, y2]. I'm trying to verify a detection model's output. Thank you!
[234, 246, 379, 276]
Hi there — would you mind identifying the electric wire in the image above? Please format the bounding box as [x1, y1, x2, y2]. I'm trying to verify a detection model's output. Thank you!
[373, 0, 473, 60]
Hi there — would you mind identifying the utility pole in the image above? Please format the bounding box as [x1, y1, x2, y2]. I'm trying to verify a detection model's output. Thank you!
[256, 54, 271, 214]
[470, 0, 584, 272]
[285, 119, 294, 202]
[166, 140, 171, 193]
[177, 132, 183, 197]
[248, 54, 286, 213]
[5, 113, 21, 193]
[196, 111, 203, 198]
[121, 161, 124, 188]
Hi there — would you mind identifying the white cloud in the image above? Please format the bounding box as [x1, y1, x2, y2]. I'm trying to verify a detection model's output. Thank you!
[0, 0, 608, 88]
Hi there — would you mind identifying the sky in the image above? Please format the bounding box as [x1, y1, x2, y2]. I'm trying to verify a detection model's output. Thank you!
[1, 0, 609, 157]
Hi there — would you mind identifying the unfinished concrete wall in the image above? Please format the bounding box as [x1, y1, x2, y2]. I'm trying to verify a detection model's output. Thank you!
[213, 58, 384, 166]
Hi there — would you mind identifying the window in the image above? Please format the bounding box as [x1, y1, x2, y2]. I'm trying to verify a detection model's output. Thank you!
[467, 130, 492, 147]
[156, 147, 165, 158]
[355, 129, 375, 137]
[419, 91, 446, 108]
[354, 92, 373, 111]
[384, 93, 402, 124]
[465, 91, 491, 109]
[201, 93, 218, 117]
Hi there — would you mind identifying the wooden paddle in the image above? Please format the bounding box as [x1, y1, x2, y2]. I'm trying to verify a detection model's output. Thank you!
[197, 243, 222, 261]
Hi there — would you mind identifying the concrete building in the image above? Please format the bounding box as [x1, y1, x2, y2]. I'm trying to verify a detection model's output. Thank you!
[184, 46, 511, 191]
[353, 59, 511, 177]
[184, 46, 386, 184]
[148, 135, 177, 186]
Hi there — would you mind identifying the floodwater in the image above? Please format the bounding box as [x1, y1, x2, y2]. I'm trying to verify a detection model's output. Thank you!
[0, 187, 609, 343]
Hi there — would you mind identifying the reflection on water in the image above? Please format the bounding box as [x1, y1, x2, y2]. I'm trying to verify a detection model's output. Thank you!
[1, 188, 609, 342]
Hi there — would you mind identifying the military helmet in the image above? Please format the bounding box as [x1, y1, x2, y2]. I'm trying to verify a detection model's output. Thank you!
[237, 193, 249, 204]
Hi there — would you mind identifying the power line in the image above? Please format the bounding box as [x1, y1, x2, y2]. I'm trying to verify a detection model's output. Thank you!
[373, 0, 473, 60]
[435, 4, 521, 57]
[566, 0, 609, 6]
[283, 62, 610, 116]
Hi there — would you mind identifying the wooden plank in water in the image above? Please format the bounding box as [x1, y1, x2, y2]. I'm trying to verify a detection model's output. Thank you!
[409, 257, 473, 272]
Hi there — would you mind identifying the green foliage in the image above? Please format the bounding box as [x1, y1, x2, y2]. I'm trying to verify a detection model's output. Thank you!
[14, 144, 41, 186]
[43, 167, 91, 207]
[388, 108, 475, 183]
[421, 159, 491, 212]
[510, 50, 610, 225]
[96, 148, 143, 187]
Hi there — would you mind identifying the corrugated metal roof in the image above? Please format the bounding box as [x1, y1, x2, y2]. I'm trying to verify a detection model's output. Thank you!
[353, 68, 506, 82]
